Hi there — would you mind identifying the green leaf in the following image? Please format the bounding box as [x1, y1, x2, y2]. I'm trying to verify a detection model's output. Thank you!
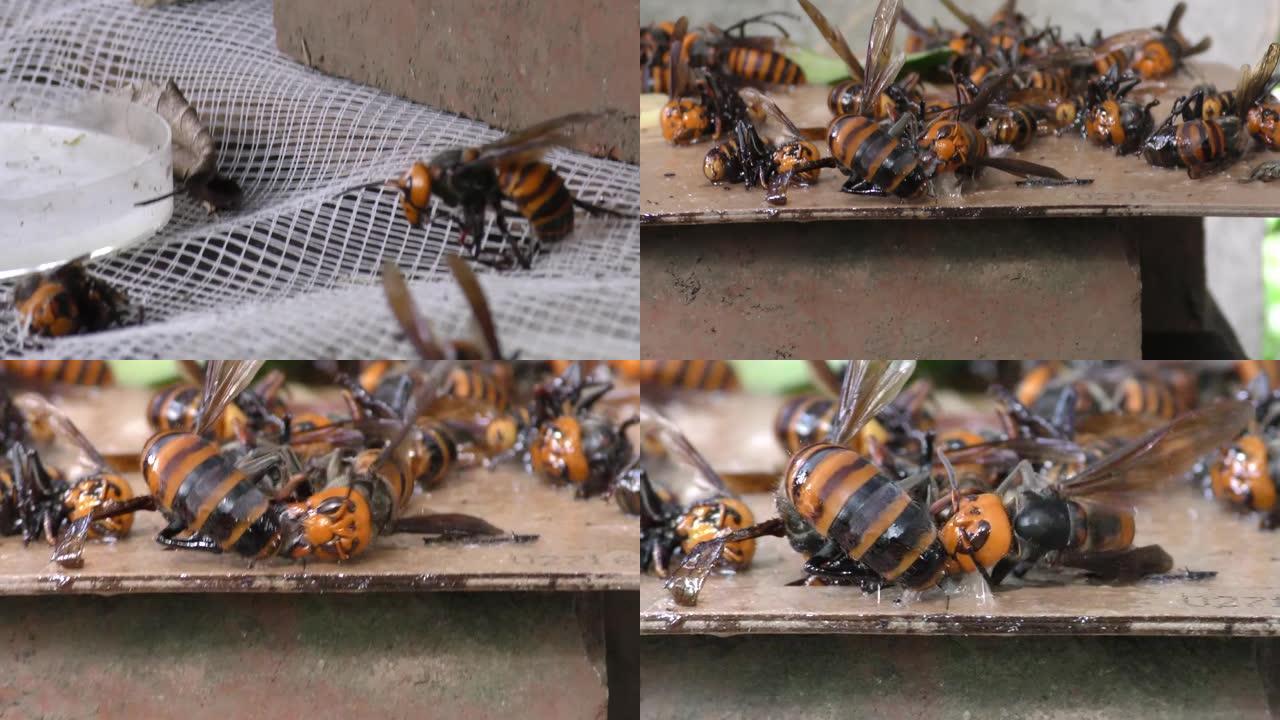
[731, 360, 816, 393]
[792, 46, 954, 86]
[108, 360, 181, 387]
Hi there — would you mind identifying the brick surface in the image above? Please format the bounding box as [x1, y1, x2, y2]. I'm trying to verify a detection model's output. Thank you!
[274, 0, 637, 162]
[640, 219, 1144, 359]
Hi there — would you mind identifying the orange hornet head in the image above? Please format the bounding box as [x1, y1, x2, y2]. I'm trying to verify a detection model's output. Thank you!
[676, 497, 756, 569]
[939, 492, 1014, 575]
[390, 162, 433, 227]
[282, 487, 374, 561]
[64, 473, 135, 539]
[660, 99, 709, 145]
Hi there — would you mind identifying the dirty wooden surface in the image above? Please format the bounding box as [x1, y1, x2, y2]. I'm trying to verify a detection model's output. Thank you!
[640, 392, 1280, 637]
[0, 386, 637, 595]
[640, 65, 1280, 225]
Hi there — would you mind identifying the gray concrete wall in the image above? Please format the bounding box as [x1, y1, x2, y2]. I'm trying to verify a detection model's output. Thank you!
[1207, 218, 1267, 357]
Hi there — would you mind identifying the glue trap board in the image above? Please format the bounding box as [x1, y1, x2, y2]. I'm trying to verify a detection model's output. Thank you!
[639, 392, 1280, 637]
[0, 386, 637, 595]
[640, 64, 1280, 225]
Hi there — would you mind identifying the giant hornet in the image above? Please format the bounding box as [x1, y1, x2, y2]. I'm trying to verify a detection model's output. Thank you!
[342, 112, 629, 270]
[799, 0, 925, 122]
[774, 360, 933, 457]
[55, 360, 533, 568]
[704, 88, 823, 205]
[377, 257, 531, 462]
[918, 70, 1088, 187]
[295, 363, 537, 559]
[638, 404, 755, 578]
[1013, 362, 1198, 424]
[641, 13, 806, 93]
[0, 393, 144, 567]
[382, 261, 638, 500]
[1242, 46, 1280, 151]
[147, 361, 289, 443]
[936, 399, 1250, 584]
[12, 259, 139, 338]
[1246, 99, 1280, 152]
[1092, 2, 1211, 80]
[1193, 372, 1280, 530]
[659, 17, 759, 146]
[666, 360, 946, 606]
[784, 0, 933, 199]
[611, 360, 740, 393]
[1143, 44, 1280, 178]
[937, 0, 1044, 67]
[1081, 66, 1158, 155]
[513, 362, 639, 500]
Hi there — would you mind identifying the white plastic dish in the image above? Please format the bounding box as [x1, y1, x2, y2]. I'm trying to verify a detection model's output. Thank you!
[0, 91, 173, 279]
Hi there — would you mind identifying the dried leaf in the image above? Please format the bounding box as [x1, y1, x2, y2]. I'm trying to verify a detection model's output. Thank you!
[116, 79, 217, 183]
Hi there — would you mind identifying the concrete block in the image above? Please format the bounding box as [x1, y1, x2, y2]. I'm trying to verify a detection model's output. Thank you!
[640, 636, 1276, 720]
[640, 219, 1144, 359]
[273, 0, 637, 162]
[0, 593, 609, 720]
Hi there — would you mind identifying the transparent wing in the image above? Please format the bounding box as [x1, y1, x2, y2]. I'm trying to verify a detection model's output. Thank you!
[194, 360, 265, 437]
[382, 262, 446, 361]
[1059, 399, 1252, 498]
[829, 360, 917, 447]
[11, 393, 109, 471]
[639, 401, 731, 501]
[446, 255, 501, 360]
[796, 0, 865, 82]
[1235, 43, 1280, 120]
[470, 111, 618, 165]
[737, 87, 808, 139]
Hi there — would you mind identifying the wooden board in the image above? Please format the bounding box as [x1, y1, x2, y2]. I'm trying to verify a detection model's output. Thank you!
[640, 391, 1280, 637]
[0, 386, 637, 595]
[640, 64, 1280, 225]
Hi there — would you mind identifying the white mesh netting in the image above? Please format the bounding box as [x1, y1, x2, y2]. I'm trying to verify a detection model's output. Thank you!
[0, 0, 640, 358]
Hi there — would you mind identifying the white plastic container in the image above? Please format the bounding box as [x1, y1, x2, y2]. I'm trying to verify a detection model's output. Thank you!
[0, 92, 173, 279]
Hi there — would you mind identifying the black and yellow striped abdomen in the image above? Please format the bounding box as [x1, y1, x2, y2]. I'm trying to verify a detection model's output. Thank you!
[828, 115, 928, 198]
[146, 384, 201, 433]
[446, 367, 510, 409]
[350, 448, 412, 531]
[1027, 68, 1071, 98]
[773, 396, 835, 455]
[784, 443, 946, 589]
[989, 108, 1038, 149]
[0, 360, 113, 386]
[613, 360, 739, 391]
[1177, 120, 1232, 170]
[1093, 48, 1132, 76]
[408, 418, 459, 491]
[1069, 499, 1136, 553]
[497, 161, 574, 242]
[725, 47, 804, 85]
[1118, 377, 1181, 419]
[1133, 37, 1179, 79]
[142, 431, 273, 555]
